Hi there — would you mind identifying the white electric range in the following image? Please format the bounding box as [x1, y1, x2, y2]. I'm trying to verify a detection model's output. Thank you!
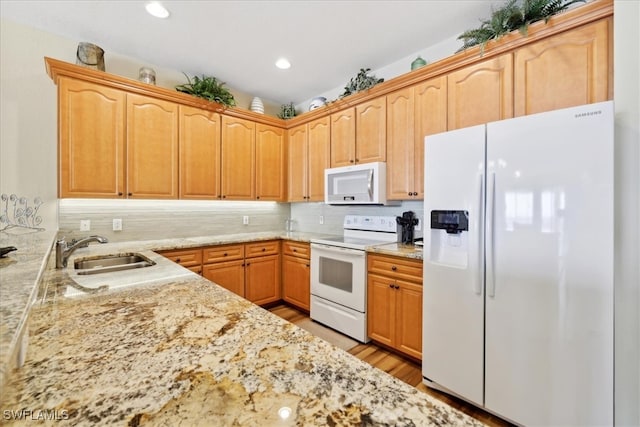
[310, 215, 398, 342]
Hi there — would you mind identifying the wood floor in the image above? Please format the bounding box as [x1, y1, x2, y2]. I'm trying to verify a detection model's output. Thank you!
[269, 304, 513, 427]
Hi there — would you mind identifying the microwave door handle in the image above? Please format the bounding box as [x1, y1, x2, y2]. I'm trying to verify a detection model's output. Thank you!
[367, 169, 374, 200]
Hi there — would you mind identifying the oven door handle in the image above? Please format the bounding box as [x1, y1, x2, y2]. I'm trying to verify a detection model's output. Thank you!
[311, 243, 365, 257]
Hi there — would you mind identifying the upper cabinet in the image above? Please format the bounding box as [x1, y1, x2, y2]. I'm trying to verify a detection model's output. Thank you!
[221, 116, 256, 200]
[126, 93, 179, 199]
[447, 53, 514, 130]
[255, 124, 286, 201]
[514, 19, 611, 117]
[58, 77, 125, 198]
[221, 117, 287, 201]
[386, 76, 447, 200]
[330, 107, 356, 167]
[288, 116, 330, 202]
[179, 106, 221, 199]
[330, 99, 386, 167]
[355, 98, 386, 164]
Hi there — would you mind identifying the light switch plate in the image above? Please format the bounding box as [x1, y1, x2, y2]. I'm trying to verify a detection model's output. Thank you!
[112, 218, 122, 231]
[243, 216, 249, 225]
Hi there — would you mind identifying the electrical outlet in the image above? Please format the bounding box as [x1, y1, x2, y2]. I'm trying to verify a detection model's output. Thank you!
[80, 220, 91, 231]
[415, 218, 422, 231]
[319, 215, 324, 225]
[112, 218, 123, 231]
[243, 215, 249, 225]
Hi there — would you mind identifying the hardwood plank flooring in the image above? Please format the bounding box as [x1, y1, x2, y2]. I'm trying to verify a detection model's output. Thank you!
[269, 304, 513, 427]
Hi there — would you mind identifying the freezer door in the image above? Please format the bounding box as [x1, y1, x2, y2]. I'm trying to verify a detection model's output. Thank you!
[484, 101, 614, 426]
[422, 124, 485, 406]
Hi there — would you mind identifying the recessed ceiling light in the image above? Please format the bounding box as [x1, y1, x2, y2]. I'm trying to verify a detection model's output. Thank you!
[146, 1, 170, 19]
[275, 58, 291, 70]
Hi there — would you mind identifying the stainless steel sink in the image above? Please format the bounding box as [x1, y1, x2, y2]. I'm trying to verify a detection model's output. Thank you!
[74, 253, 156, 275]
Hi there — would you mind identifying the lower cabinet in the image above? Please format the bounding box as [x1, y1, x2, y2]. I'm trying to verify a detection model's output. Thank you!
[367, 253, 423, 360]
[156, 247, 203, 275]
[201, 240, 281, 305]
[282, 241, 311, 311]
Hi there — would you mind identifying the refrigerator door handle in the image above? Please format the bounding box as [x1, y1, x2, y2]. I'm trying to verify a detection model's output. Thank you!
[475, 173, 484, 295]
[487, 171, 496, 298]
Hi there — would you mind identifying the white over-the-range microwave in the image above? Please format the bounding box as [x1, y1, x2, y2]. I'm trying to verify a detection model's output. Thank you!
[324, 161, 398, 205]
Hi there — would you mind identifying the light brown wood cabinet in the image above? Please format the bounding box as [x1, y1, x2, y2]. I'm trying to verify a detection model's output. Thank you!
[330, 107, 356, 167]
[179, 106, 221, 199]
[244, 240, 281, 305]
[330, 99, 386, 167]
[126, 93, 179, 199]
[282, 241, 311, 311]
[514, 19, 611, 117]
[255, 124, 286, 201]
[447, 53, 514, 130]
[202, 243, 246, 297]
[355, 98, 386, 164]
[367, 253, 423, 360]
[58, 77, 126, 198]
[221, 116, 255, 200]
[157, 247, 203, 275]
[200, 241, 281, 305]
[386, 76, 447, 200]
[288, 116, 330, 202]
[221, 117, 286, 201]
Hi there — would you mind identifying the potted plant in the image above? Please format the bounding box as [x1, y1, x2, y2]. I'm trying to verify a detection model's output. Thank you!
[278, 102, 297, 120]
[457, 0, 586, 53]
[175, 73, 236, 108]
[339, 68, 384, 98]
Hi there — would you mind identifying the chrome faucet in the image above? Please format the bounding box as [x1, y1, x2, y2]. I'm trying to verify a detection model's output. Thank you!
[56, 235, 108, 268]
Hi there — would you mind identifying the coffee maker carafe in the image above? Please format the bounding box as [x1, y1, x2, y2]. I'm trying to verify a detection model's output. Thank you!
[396, 211, 419, 244]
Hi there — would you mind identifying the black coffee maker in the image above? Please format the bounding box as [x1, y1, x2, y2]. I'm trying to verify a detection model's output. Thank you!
[396, 211, 419, 244]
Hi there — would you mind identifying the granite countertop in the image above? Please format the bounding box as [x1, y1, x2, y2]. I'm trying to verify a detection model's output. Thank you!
[368, 242, 424, 260]
[1, 271, 480, 426]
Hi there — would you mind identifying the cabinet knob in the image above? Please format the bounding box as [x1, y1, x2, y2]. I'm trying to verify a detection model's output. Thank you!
[118, 192, 123, 196]
[391, 266, 397, 271]
[293, 248, 297, 252]
[257, 196, 260, 200]
[128, 192, 132, 196]
[261, 247, 266, 252]
[305, 264, 310, 267]
[222, 195, 226, 199]
[176, 258, 181, 263]
[389, 284, 394, 288]
[355, 159, 359, 163]
[394, 285, 400, 289]
[350, 159, 355, 163]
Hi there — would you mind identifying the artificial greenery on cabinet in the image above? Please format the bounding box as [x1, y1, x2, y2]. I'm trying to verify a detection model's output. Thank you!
[457, 0, 586, 53]
[175, 73, 236, 108]
[339, 68, 384, 98]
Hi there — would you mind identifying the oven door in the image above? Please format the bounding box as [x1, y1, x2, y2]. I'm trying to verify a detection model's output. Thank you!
[310, 243, 366, 312]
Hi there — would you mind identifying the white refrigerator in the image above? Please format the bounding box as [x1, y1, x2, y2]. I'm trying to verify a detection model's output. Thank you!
[422, 101, 614, 426]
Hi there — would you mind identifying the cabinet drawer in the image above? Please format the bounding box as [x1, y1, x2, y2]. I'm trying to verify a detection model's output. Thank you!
[367, 253, 423, 283]
[245, 240, 280, 258]
[282, 241, 310, 259]
[157, 248, 202, 267]
[203, 244, 244, 263]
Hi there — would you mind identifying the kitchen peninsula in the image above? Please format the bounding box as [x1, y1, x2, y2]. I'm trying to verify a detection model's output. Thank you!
[0, 233, 474, 426]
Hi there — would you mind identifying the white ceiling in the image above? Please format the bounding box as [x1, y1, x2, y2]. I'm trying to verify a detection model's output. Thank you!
[1, 1, 497, 105]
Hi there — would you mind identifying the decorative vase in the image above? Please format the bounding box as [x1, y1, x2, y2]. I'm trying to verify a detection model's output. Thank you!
[138, 67, 156, 85]
[411, 56, 427, 71]
[250, 97, 264, 114]
[76, 42, 105, 71]
[309, 97, 327, 111]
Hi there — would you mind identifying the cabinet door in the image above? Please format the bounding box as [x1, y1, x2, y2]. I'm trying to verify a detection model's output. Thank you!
[58, 77, 126, 198]
[356, 98, 386, 164]
[396, 279, 423, 360]
[203, 259, 245, 297]
[448, 53, 513, 130]
[288, 124, 308, 202]
[386, 87, 415, 200]
[255, 124, 286, 201]
[245, 254, 281, 305]
[514, 19, 611, 117]
[221, 116, 255, 200]
[179, 106, 221, 199]
[307, 116, 331, 201]
[330, 107, 356, 167]
[367, 273, 395, 347]
[126, 93, 179, 198]
[415, 75, 447, 199]
[282, 255, 310, 311]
